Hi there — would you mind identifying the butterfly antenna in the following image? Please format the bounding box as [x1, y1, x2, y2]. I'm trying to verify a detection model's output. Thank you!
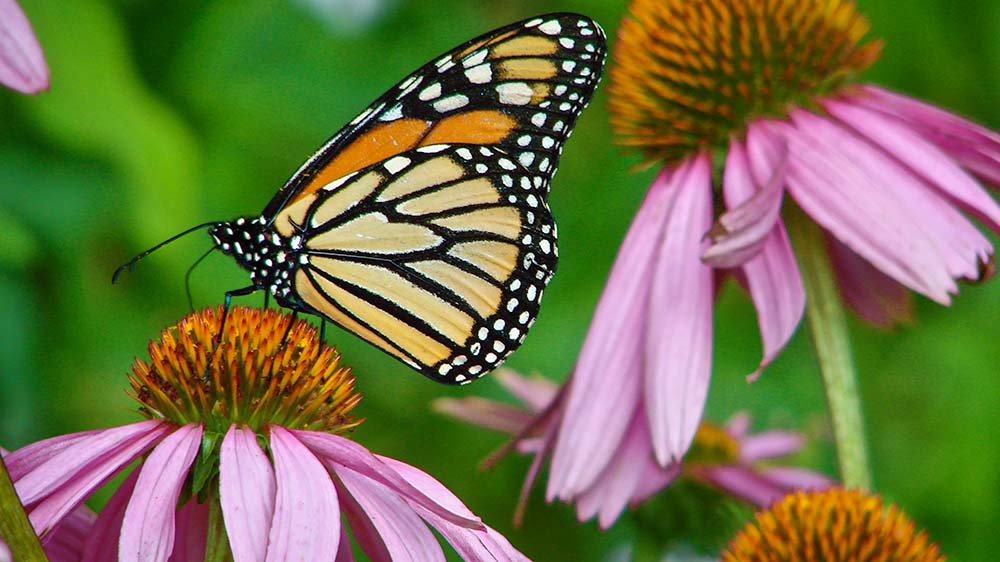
[112, 222, 218, 285]
[184, 246, 216, 311]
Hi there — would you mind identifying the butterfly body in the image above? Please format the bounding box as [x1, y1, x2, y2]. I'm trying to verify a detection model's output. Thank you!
[134, 14, 606, 384]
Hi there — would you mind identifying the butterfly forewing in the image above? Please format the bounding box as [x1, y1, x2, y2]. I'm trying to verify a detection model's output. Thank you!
[211, 13, 605, 384]
[263, 13, 606, 220]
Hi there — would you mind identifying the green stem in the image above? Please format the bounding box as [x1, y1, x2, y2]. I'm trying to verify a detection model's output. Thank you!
[0, 456, 48, 562]
[203, 495, 232, 562]
[792, 216, 873, 490]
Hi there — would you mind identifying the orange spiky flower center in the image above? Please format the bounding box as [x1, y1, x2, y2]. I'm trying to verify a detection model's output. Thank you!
[686, 421, 741, 465]
[128, 306, 361, 436]
[722, 489, 946, 562]
[609, 0, 882, 164]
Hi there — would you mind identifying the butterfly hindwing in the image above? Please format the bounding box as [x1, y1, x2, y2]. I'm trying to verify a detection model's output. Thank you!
[282, 143, 556, 384]
[263, 13, 606, 220]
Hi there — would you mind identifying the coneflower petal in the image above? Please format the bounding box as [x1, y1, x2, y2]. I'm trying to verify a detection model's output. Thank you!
[119, 423, 202, 562]
[220, 425, 275, 562]
[645, 152, 715, 466]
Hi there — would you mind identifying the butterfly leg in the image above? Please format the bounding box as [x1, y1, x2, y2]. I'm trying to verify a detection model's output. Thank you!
[203, 285, 260, 381]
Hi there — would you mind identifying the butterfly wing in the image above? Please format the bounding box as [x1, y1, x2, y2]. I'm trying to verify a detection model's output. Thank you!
[277, 143, 554, 383]
[267, 13, 606, 384]
[263, 13, 606, 221]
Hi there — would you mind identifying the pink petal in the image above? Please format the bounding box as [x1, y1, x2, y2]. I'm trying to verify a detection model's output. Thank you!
[42, 505, 96, 562]
[433, 397, 536, 434]
[293, 430, 481, 528]
[19, 421, 171, 536]
[760, 466, 835, 492]
[773, 116, 956, 302]
[857, 86, 1000, 155]
[335, 524, 354, 562]
[373, 456, 526, 562]
[792, 109, 993, 283]
[645, 152, 715, 465]
[335, 466, 445, 562]
[81, 469, 140, 562]
[0, 540, 9, 562]
[6, 430, 101, 481]
[170, 500, 209, 562]
[703, 139, 786, 267]
[736, 128, 806, 379]
[494, 369, 559, 412]
[825, 98, 1000, 235]
[738, 431, 803, 462]
[220, 425, 275, 562]
[724, 412, 751, 439]
[0, 0, 49, 94]
[574, 412, 663, 529]
[629, 460, 680, 506]
[265, 427, 340, 562]
[695, 465, 790, 507]
[119, 423, 203, 562]
[549, 164, 679, 498]
[826, 235, 914, 327]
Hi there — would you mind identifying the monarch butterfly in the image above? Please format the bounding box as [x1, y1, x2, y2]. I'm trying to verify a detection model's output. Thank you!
[115, 13, 606, 385]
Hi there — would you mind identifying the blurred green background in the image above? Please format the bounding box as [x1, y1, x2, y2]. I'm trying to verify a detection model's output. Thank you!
[2, 0, 999, 560]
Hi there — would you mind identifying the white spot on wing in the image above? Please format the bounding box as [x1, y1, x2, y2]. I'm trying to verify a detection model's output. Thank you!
[463, 50, 488, 68]
[464, 63, 492, 84]
[379, 103, 404, 121]
[433, 94, 469, 113]
[419, 83, 442, 101]
[496, 82, 533, 106]
[384, 155, 412, 174]
[538, 20, 562, 35]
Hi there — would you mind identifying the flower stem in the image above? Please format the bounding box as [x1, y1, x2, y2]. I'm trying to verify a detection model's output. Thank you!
[792, 216, 873, 490]
[0, 456, 48, 562]
[204, 495, 233, 562]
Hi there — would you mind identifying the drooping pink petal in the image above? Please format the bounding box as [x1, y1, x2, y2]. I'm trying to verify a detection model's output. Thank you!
[81, 469, 140, 562]
[494, 369, 559, 412]
[645, 152, 715, 466]
[432, 397, 537, 434]
[19, 421, 171, 536]
[738, 431, 804, 462]
[42, 505, 96, 562]
[630, 459, 681, 506]
[549, 163, 679, 498]
[857, 86, 1000, 156]
[574, 412, 662, 529]
[825, 97, 1000, 235]
[724, 413, 751, 439]
[293, 430, 481, 528]
[770, 116, 956, 302]
[703, 139, 787, 267]
[119, 423, 203, 562]
[170, 500, 208, 562]
[13, 422, 161, 503]
[826, 235, 914, 327]
[220, 425, 276, 562]
[375, 456, 527, 562]
[760, 466, 835, 492]
[0, 0, 49, 94]
[265, 427, 340, 562]
[791, 109, 993, 283]
[695, 465, 791, 507]
[732, 128, 806, 379]
[335, 523, 354, 562]
[5, 430, 101, 481]
[335, 466, 445, 562]
[0, 539, 9, 562]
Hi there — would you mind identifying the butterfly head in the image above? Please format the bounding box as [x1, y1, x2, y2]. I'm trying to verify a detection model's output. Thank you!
[209, 216, 300, 300]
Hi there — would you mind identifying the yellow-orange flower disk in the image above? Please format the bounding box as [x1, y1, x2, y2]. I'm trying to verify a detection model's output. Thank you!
[128, 306, 360, 435]
[723, 488, 946, 562]
[609, 0, 882, 164]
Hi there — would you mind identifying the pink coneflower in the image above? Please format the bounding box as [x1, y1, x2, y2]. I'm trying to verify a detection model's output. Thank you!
[548, 0, 1000, 503]
[0, 0, 49, 94]
[435, 370, 831, 528]
[5, 307, 529, 562]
